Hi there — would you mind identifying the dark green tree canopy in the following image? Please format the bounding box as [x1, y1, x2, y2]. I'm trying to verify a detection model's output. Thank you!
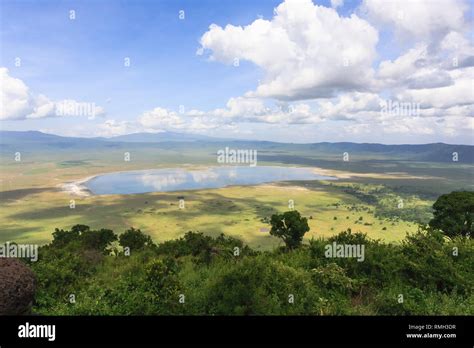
[119, 227, 154, 251]
[429, 191, 474, 238]
[81, 228, 117, 252]
[51, 224, 117, 253]
[270, 210, 310, 249]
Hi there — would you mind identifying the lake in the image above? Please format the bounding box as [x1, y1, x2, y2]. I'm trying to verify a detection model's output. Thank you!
[84, 166, 336, 195]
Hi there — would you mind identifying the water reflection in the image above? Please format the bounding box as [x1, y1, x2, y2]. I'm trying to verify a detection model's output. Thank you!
[85, 166, 336, 195]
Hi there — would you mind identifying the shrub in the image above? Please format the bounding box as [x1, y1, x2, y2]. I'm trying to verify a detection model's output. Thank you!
[119, 227, 154, 251]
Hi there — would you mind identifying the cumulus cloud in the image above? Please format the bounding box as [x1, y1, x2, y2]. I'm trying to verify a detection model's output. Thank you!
[211, 96, 326, 124]
[4, 0, 472, 144]
[376, 44, 457, 91]
[345, 114, 473, 139]
[96, 120, 140, 137]
[360, 0, 468, 42]
[378, 45, 429, 82]
[138, 106, 220, 132]
[396, 67, 474, 109]
[140, 107, 185, 129]
[376, 33, 473, 92]
[0, 67, 105, 120]
[212, 97, 269, 119]
[316, 92, 383, 120]
[136, 0, 473, 142]
[357, 0, 474, 135]
[199, 0, 378, 100]
[0, 67, 40, 120]
[135, 96, 327, 133]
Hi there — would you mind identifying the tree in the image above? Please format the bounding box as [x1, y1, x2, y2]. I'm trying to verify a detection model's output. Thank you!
[204, 257, 318, 315]
[119, 227, 154, 251]
[81, 228, 117, 253]
[51, 228, 80, 247]
[429, 191, 474, 238]
[51, 225, 117, 253]
[270, 210, 310, 249]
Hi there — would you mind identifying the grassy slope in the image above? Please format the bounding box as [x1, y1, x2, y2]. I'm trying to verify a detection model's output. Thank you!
[0, 178, 418, 248]
[0, 144, 472, 248]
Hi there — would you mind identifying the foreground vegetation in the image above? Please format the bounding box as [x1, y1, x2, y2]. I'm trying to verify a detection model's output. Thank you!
[28, 192, 473, 315]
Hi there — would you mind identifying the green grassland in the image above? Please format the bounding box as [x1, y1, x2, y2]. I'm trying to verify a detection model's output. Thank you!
[0, 180, 419, 248]
[2, 141, 471, 249]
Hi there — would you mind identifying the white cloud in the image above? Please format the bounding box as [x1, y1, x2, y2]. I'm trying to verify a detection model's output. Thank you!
[344, 114, 474, 139]
[96, 120, 139, 137]
[212, 97, 269, 119]
[360, 0, 468, 42]
[199, 0, 378, 100]
[136, 96, 325, 132]
[376, 30, 473, 92]
[126, 0, 474, 142]
[139, 107, 218, 132]
[396, 67, 474, 109]
[0, 67, 39, 120]
[139, 107, 185, 129]
[213, 96, 325, 124]
[382, 117, 435, 135]
[317, 92, 383, 120]
[377, 44, 429, 82]
[0, 67, 105, 120]
[4, 0, 472, 144]
[26, 94, 57, 119]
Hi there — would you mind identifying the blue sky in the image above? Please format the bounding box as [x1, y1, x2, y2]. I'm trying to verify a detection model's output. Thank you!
[1, 1, 270, 111]
[1, 0, 473, 144]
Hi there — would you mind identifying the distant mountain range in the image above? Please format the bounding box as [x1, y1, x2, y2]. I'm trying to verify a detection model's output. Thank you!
[1, 130, 473, 163]
[0, 130, 224, 144]
[98, 131, 228, 143]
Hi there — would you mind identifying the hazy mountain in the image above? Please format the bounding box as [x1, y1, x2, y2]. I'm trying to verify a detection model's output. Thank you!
[0, 130, 73, 143]
[0, 131, 472, 163]
[0, 130, 104, 146]
[103, 131, 229, 143]
[0, 130, 225, 144]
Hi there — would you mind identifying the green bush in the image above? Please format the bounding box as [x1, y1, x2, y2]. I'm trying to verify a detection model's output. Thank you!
[203, 256, 321, 315]
[30, 219, 474, 315]
[119, 227, 154, 251]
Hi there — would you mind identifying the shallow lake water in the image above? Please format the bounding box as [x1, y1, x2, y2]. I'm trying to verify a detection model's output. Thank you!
[84, 166, 336, 195]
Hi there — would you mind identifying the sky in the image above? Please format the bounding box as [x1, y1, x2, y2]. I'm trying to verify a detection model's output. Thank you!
[0, 0, 473, 144]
